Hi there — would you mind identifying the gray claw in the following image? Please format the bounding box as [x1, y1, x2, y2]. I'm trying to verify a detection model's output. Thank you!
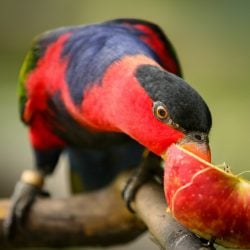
[3, 181, 49, 240]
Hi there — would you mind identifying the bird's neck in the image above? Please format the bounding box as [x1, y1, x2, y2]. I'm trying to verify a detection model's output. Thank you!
[81, 55, 158, 130]
[81, 55, 183, 155]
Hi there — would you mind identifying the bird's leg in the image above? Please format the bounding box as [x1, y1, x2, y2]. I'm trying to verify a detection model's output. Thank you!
[122, 151, 162, 212]
[3, 170, 48, 240]
[3, 148, 62, 240]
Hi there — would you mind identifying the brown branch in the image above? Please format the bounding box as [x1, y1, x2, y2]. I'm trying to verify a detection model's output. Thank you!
[0, 173, 215, 249]
[133, 182, 215, 250]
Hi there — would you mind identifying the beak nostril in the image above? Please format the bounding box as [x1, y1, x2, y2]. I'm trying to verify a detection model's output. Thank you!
[189, 132, 209, 144]
[194, 134, 202, 141]
[178, 136, 211, 162]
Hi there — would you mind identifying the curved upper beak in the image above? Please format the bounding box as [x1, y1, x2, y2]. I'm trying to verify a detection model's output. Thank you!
[161, 133, 211, 162]
[178, 140, 211, 162]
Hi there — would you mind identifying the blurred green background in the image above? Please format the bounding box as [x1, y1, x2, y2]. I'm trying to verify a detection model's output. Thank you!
[1, 0, 250, 249]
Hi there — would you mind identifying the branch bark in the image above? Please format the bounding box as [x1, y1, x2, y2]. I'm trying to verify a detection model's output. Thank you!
[0, 172, 215, 249]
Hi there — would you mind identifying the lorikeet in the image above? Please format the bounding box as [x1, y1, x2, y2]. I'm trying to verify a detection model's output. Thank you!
[4, 19, 212, 238]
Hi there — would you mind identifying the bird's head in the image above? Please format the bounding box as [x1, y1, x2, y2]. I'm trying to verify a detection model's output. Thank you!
[134, 64, 212, 161]
[84, 55, 211, 161]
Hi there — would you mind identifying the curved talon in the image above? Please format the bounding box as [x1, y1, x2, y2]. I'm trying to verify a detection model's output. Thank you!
[3, 212, 16, 240]
[122, 153, 162, 213]
[122, 177, 137, 213]
[3, 181, 49, 240]
[122, 170, 148, 213]
[201, 236, 216, 248]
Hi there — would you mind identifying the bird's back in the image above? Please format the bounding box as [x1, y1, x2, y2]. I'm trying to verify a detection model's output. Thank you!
[16, 19, 183, 191]
[18, 19, 181, 148]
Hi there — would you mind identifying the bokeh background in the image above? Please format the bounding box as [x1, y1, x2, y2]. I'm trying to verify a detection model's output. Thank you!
[1, 0, 250, 249]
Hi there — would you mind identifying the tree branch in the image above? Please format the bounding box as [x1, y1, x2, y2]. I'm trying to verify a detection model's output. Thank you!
[0, 172, 215, 249]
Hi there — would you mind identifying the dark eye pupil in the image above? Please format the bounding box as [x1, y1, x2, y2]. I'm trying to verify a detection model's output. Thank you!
[158, 108, 167, 117]
[153, 101, 168, 120]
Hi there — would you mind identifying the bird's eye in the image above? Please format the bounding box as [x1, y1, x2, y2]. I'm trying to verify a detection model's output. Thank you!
[153, 101, 168, 120]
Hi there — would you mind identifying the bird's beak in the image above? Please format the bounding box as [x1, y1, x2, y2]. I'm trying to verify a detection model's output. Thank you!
[178, 140, 211, 162]
[161, 136, 211, 163]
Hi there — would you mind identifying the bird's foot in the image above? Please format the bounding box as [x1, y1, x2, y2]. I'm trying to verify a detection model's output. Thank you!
[3, 172, 49, 240]
[122, 168, 150, 212]
[201, 236, 216, 249]
[122, 152, 162, 212]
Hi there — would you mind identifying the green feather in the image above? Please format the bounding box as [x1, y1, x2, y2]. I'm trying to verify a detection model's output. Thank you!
[18, 41, 40, 123]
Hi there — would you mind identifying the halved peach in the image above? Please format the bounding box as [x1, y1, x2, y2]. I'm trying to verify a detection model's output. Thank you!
[164, 144, 250, 248]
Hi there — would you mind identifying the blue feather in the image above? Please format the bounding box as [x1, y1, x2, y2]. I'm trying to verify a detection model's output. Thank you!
[29, 19, 176, 190]
[62, 22, 160, 105]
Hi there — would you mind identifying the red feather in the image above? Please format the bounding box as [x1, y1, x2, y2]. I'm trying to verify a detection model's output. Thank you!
[24, 34, 70, 149]
[133, 24, 180, 74]
[82, 55, 184, 155]
[23, 21, 185, 154]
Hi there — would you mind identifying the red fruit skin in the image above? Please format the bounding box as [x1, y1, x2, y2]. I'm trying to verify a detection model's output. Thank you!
[164, 144, 250, 248]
